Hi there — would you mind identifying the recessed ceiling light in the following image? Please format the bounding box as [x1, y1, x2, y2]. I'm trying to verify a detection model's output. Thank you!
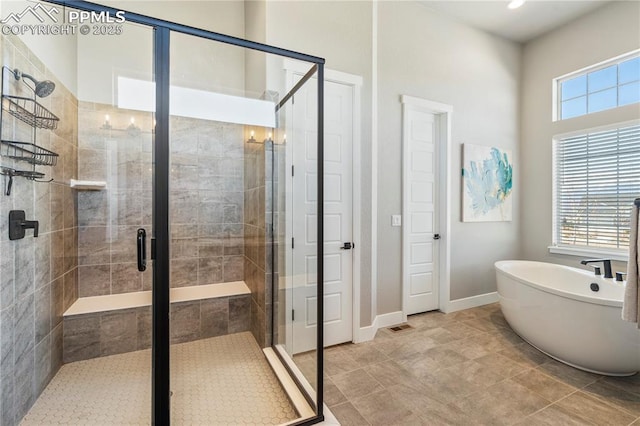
[508, 0, 526, 9]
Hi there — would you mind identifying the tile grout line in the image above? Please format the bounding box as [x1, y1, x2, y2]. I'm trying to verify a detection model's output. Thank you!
[516, 388, 583, 424]
[534, 364, 640, 420]
[579, 380, 640, 420]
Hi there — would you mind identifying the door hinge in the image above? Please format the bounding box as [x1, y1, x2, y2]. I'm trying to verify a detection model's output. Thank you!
[292, 165, 294, 176]
[292, 237, 295, 249]
[150, 238, 156, 260]
[292, 309, 295, 321]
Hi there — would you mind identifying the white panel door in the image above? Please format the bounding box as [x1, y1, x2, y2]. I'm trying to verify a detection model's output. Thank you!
[290, 79, 353, 354]
[403, 109, 439, 315]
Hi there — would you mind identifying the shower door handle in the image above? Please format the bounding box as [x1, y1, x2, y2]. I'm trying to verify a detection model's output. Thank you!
[137, 228, 147, 272]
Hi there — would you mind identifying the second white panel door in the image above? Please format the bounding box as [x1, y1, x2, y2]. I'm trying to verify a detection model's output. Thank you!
[404, 108, 439, 315]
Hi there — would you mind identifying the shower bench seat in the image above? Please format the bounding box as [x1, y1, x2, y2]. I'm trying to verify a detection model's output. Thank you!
[62, 281, 251, 363]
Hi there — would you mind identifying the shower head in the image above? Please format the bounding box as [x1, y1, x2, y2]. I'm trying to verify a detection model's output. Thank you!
[12, 69, 56, 98]
[34, 80, 55, 98]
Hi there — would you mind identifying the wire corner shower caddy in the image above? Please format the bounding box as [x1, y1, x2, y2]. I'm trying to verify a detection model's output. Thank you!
[0, 65, 59, 195]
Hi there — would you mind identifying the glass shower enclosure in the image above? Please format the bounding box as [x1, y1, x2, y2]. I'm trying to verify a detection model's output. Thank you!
[5, 1, 326, 425]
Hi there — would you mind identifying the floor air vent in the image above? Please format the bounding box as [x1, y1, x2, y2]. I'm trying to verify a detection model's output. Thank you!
[389, 324, 412, 332]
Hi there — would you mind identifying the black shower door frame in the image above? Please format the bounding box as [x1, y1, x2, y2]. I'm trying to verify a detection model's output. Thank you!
[46, 2, 326, 425]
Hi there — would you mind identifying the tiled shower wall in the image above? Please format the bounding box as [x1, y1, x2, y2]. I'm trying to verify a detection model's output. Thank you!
[0, 35, 78, 425]
[244, 138, 280, 348]
[274, 143, 287, 349]
[77, 108, 245, 296]
[169, 117, 245, 287]
[76, 103, 153, 296]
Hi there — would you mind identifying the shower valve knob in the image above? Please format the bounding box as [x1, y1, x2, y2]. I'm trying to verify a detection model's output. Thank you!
[8, 210, 38, 240]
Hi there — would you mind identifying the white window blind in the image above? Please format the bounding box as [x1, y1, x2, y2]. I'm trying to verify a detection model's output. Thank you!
[554, 124, 640, 251]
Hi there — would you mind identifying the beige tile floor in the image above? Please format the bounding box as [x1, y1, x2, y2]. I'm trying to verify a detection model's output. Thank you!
[21, 332, 298, 425]
[302, 303, 640, 426]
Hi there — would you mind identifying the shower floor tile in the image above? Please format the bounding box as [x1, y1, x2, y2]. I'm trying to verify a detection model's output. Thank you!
[21, 332, 298, 425]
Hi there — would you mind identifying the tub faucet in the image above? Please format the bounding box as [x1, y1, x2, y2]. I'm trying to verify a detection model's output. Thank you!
[580, 259, 613, 279]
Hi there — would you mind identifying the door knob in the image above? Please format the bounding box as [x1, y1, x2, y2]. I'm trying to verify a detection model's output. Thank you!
[433, 234, 441, 240]
[340, 242, 353, 250]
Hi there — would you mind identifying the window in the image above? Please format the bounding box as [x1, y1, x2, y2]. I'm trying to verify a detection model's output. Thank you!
[553, 124, 640, 255]
[558, 53, 640, 120]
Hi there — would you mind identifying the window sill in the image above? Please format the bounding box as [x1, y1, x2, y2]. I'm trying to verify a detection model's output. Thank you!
[548, 245, 628, 262]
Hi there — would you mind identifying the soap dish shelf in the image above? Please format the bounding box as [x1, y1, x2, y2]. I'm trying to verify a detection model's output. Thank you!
[1, 140, 58, 166]
[1, 94, 59, 130]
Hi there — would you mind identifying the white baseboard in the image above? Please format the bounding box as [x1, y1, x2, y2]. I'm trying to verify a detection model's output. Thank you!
[443, 292, 498, 313]
[355, 324, 376, 343]
[354, 294, 498, 343]
[376, 310, 405, 328]
[354, 310, 404, 343]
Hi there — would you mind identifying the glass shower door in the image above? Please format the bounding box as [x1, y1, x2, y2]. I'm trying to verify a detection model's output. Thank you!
[166, 29, 323, 424]
[74, 17, 158, 425]
[274, 66, 323, 396]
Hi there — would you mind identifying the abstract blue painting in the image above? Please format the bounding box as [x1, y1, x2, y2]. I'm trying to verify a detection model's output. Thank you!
[462, 144, 513, 222]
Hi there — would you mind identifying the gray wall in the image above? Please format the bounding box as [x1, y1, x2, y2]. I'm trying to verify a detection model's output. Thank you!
[244, 0, 267, 97]
[0, 1, 77, 94]
[376, 2, 522, 307]
[77, 0, 246, 105]
[521, 1, 640, 272]
[264, 1, 521, 318]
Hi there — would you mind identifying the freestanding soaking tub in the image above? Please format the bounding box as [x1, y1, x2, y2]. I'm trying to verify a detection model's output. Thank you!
[495, 260, 640, 376]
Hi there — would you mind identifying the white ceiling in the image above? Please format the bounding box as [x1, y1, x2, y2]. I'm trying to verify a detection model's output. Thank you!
[420, 0, 611, 43]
